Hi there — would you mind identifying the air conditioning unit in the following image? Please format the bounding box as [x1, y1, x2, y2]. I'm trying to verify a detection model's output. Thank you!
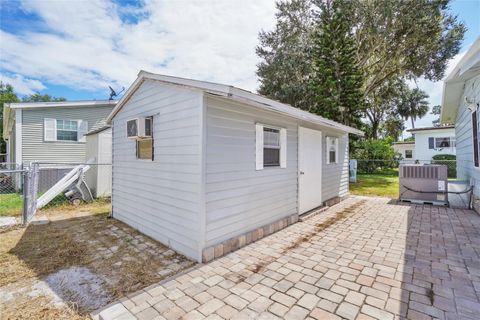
[126, 117, 152, 139]
[399, 164, 448, 206]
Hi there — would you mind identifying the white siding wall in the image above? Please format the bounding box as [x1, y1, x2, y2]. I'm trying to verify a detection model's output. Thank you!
[21, 106, 113, 163]
[204, 96, 349, 247]
[413, 129, 456, 162]
[111, 80, 203, 261]
[455, 75, 480, 189]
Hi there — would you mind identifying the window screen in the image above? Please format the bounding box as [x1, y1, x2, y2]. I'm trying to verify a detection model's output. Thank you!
[263, 127, 280, 167]
[56, 119, 78, 141]
[137, 139, 153, 160]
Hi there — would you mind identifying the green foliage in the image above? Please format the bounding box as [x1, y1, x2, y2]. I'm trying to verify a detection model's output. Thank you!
[309, 0, 364, 127]
[432, 154, 456, 178]
[397, 86, 429, 128]
[256, 0, 465, 138]
[22, 93, 66, 102]
[352, 138, 397, 173]
[381, 116, 405, 141]
[0, 83, 19, 154]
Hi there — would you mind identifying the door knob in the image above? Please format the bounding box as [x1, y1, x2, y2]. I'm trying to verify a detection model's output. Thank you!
[300, 171, 305, 175]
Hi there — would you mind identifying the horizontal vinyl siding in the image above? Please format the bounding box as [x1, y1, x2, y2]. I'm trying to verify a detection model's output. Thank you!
[455, 75, 480, 191]
[22, 106, 113, 163]
[205, 96, 299, 247]
[112, 80, 202, 260]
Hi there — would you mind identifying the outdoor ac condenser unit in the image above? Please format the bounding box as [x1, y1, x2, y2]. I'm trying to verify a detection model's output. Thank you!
[399, 164, 448, 206]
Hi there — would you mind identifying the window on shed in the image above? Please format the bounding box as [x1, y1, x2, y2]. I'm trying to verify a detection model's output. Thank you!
[137, 139, 153, 160]
[405, 150, 413, 159]
[263, 127, 280, 167]
[255, 124, 287, 170]
[326, 136, 339, 164]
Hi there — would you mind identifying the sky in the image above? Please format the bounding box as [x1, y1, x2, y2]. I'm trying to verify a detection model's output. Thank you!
[0, 0, 479, 134]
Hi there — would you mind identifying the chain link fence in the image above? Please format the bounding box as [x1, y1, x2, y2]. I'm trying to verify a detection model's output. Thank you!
[0, 162, 111, 225]
[349, 159, 472, 208]
[0, 163, 25, 219]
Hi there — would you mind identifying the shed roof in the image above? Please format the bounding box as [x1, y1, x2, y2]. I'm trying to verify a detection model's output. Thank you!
[440, 37, 480, 124]
[107, 71, 364, 136]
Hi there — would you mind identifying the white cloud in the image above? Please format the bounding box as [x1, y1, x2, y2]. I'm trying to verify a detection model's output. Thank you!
[0, 73, 46, 95]
[0, 0, 277, 94]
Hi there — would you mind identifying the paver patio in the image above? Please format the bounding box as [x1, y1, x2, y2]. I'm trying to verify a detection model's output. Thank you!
[94, 196, 480, 320]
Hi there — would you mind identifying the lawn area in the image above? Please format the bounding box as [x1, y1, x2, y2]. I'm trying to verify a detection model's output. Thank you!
[350, 170, 399, 198]
[0, 193, 23, 217]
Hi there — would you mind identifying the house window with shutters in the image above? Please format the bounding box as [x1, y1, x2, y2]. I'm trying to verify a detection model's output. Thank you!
[255, 124, 287, 170]
[326, 136, 339, 164]
[44, 118, 88, 142]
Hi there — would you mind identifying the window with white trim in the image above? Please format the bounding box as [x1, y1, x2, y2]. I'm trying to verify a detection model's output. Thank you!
[255, 124, 286, 170]
[44, 118, 88, 142]
[405, 150, 413, 159]
[428, 137, 456, 149]
[326, 136, 339, 164]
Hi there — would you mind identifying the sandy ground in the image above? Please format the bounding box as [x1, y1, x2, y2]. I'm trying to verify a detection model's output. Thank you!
[0, 207, 195, 319]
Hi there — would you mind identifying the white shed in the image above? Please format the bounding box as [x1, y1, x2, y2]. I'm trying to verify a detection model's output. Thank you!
[85, 126, 112, 197]
[107, 71, 364, 262]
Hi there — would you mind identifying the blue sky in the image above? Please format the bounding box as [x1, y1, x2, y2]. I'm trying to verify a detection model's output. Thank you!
[0, 0, 479, 128]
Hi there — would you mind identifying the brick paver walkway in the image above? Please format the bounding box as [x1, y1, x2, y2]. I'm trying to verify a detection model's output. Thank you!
[94, 196, 480, 320]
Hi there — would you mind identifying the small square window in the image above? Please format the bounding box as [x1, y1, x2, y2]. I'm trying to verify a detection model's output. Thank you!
[137, 139, 153, 160]
[405, 150, 413, 158]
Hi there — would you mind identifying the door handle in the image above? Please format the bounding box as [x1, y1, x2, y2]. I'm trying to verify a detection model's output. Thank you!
[299, 171, 305, 175]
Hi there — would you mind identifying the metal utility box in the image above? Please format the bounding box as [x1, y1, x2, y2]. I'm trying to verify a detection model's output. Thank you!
[399, 164, 448, 206]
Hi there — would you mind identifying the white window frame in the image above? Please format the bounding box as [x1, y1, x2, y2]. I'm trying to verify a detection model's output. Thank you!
[44, 118, 88, 143]
[405, 150, 413, 159]
[326, 136, 339, 164]
[255, 123, 287, 170]
[434, 137, 453, 149]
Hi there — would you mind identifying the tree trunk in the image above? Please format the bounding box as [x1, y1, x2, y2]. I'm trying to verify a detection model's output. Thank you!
[411, 117, 415, 129]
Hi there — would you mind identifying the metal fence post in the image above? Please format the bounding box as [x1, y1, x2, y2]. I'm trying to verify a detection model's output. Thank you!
[22, 169, 28, 225]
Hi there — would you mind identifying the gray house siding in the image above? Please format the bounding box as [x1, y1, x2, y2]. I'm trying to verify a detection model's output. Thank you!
[204, 96, 349, 247]
[111, 80, 203, 261]
[21, 105, 113, 163]
[455, 75, 480, 190]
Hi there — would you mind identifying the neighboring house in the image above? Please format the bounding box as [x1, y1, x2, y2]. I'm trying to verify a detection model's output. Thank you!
[2, 100, 116, 167]
[393, 141, 415, 161]
[2, 100, 115, 191]
[107, 71, 364, 262]
[406, 126, 456, 162]
[440, 37, 480, 211]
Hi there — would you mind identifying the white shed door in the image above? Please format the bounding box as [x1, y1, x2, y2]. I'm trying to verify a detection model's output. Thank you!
[299, 127, 322, 213]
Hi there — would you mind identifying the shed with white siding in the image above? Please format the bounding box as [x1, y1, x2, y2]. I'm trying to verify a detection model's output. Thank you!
[107, 71, 363, 262]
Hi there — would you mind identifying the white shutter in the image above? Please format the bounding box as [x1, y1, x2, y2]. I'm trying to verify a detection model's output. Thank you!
[280, 128, 287, 168]
[335, 137, 339, 163]
[77, 120, 88, 142]
[44, 118, 56, 141]
[255, 123, 264, 170]
[326, 137, 331, 164]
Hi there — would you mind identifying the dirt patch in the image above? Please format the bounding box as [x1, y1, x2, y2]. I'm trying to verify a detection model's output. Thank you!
[246, 200, 367, 275]
[0, 210, 195, 319]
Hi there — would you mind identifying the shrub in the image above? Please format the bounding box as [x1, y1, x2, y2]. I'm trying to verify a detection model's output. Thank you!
[352, 138, 397, 173]
[432, 154, 456, 178]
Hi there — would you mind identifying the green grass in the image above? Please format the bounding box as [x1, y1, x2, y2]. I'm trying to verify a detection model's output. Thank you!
[350, 170, 399, 198]
[0, 193, 23, 217]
